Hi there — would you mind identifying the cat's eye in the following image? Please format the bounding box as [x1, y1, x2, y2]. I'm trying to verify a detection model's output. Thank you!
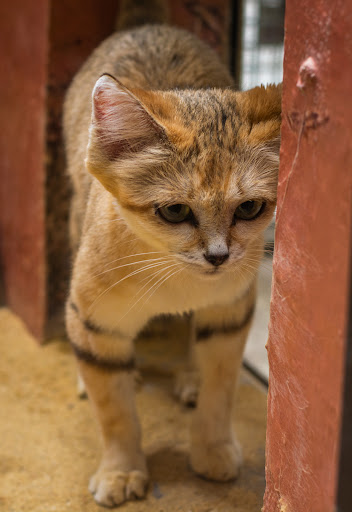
[234, 200, 264, 221]
[158, 204, 192, 223]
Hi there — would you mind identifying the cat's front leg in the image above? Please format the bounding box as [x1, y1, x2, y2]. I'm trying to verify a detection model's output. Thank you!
[66, 302, 148, 507]
[190, 284, 256, 481]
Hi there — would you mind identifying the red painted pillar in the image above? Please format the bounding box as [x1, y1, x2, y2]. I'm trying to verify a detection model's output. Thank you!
[263, 1, 352, 511]
[0, 0, 49, 339]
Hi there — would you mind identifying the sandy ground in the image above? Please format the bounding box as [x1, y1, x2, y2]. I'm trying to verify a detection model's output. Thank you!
[0, 308, 267, 512]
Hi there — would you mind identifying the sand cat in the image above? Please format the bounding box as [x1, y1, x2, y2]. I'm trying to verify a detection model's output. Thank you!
[64, 0, 281, 506]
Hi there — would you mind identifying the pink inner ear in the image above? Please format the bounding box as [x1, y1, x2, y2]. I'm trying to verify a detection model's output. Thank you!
[92, 76, 162, 159]
[93, 85, 115, 123]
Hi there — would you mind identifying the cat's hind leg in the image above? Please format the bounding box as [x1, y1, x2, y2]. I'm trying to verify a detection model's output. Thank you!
[174, 313, 200, 407]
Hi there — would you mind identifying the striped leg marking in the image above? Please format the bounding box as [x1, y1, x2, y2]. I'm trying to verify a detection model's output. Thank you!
[66, 299, 148, 507]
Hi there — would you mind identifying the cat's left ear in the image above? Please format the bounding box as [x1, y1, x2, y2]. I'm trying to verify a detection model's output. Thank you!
[86, 74, 170, 193]
[237, 83, 282, 162]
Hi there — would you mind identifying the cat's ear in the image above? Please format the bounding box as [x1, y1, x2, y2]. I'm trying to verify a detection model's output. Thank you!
[236, 83, 282, 170]
[91, 74, 167, 158]
[237, 84, 282, 144]
[86, 74, 169, 192]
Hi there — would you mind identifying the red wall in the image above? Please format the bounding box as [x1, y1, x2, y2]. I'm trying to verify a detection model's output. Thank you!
[0, 1, 48, 338]
[263, 0, 352, 510]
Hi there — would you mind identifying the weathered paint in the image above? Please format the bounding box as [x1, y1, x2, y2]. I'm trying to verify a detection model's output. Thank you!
[0, 0, 48, 339]
[263, 1, 352, 511]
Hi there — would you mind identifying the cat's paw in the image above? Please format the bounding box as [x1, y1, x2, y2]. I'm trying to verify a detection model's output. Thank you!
[190, 438, 242, 481]
[174, 369, 199, 407]
[89, 468, 148, 507]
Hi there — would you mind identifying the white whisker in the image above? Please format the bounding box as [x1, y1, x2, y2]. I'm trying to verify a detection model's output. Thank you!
[87, 260, 174, 314]
[115, 262, 183, 323]
[137, 265, 186, 314]
[90, 256, 172, 281]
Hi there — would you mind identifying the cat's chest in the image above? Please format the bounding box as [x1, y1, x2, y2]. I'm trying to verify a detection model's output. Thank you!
[128, 270, 243, 315]
[87, 266, 248, 334]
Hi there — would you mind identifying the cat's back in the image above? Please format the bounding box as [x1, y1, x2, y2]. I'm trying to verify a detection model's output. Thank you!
[84, 25, 232, 89]
[66, 24, 233, 104]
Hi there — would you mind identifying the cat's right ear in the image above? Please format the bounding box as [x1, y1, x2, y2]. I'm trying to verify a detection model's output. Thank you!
[90, 74, 167, 159]
[86, 74, 170, 193]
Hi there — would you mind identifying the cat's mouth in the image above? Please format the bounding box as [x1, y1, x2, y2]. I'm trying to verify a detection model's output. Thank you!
[203, 268, 220, 275]
[177, 255, 234, 277]
[179, 257, 227, 275]
[196, 266, 227, 278]
[179, 258, 222, 273]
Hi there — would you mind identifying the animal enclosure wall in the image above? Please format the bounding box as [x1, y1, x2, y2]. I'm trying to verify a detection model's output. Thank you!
[0, 0, 48, 339]
[263, 0, 352, 510]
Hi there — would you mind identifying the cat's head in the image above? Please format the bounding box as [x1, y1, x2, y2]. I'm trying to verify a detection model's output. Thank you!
[86, 74, 281, 275]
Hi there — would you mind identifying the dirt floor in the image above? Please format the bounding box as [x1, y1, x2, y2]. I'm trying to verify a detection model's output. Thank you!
[0, 308, 267, 512]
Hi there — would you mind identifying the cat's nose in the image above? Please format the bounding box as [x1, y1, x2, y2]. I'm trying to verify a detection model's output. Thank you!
[204, 251, 229, 267]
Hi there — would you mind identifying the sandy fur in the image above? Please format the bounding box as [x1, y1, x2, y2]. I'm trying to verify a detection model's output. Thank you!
[64, 11, 281, 508]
